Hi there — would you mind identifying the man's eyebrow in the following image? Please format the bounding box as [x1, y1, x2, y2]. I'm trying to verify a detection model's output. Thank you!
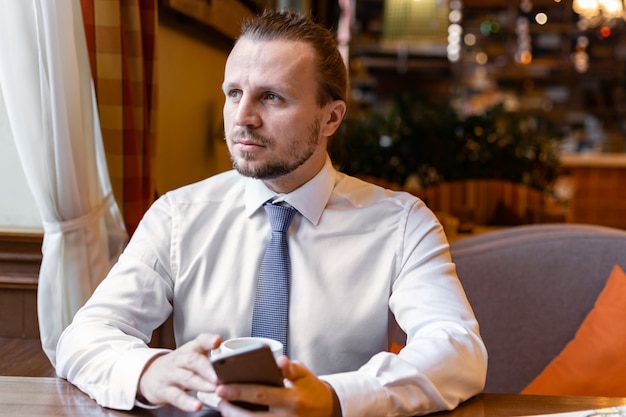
[222, 82, 295, 96]
[260, 84, 290, 94]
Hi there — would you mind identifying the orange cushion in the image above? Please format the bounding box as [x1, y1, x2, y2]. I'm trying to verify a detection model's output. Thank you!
[389, 342, 403, 354]
[522, 264, 626, 396]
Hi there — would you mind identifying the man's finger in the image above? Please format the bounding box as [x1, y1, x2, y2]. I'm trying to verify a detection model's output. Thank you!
[192, 333, 222, 353]
[217, 399, 245, 416]
[162, 386, 205, 412]
[169, 346, 218, 383]
[216, 383, 282, 408]
[276, 357, 308, 381]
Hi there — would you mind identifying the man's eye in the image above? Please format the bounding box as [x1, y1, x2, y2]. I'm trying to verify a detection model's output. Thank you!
[228, 90, 242, 99]
[265, 93, 280, 101]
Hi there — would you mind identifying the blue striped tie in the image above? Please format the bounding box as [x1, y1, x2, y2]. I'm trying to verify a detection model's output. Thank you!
[251, 203, 296, 356]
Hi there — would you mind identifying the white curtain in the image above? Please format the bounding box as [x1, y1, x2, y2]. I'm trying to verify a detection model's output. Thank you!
[0, 0, 128, 365]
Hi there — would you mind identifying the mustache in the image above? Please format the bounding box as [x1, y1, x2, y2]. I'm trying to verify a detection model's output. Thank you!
[228, 128, 271, 145]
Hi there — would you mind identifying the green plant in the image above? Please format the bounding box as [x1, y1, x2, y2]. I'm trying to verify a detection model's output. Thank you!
[329, 91, 562, 192]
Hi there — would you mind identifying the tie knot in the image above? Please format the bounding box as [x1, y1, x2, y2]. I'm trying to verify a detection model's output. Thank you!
[264, 203, 296, 233]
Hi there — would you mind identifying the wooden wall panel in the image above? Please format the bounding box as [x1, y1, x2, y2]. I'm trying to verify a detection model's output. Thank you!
[0, 289, 39, 339]
[559, 154, 626, 229]
[0, 232, 42, 339]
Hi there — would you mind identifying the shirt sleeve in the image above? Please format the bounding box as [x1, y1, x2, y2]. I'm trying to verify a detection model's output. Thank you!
[321, 200, 488, 417]
[55, 195, 176, 410]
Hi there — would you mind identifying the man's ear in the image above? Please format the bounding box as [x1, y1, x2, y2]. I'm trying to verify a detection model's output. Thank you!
[320, 100, 347, 137]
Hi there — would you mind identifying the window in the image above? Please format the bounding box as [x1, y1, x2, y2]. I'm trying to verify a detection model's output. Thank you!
[0, 79, 42, 231]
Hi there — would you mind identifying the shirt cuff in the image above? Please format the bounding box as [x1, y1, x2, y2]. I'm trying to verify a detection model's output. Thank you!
[108, 347, 172, 409]
[320, 371, 388, 417]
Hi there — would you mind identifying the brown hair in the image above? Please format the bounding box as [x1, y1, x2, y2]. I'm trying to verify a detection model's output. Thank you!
[239, 9, 348, 107]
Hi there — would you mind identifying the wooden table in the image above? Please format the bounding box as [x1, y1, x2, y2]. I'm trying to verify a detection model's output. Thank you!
[434, 393, 626, 417]
[2, 376, 626, 416]
[0, 377, 218, 417]
[0, 338, 55, 377]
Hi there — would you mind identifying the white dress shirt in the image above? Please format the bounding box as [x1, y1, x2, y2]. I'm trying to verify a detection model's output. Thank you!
[56, 155, 487, 416]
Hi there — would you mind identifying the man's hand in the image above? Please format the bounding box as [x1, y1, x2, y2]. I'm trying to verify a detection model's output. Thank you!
[216, 356, 339, 416]
[137, 333, 222, 412]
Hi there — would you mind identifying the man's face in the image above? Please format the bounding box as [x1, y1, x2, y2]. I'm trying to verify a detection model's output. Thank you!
[222, 38, 338, 192]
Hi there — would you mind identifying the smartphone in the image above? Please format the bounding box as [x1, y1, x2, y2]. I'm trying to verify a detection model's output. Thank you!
[210, 343, 284, 411]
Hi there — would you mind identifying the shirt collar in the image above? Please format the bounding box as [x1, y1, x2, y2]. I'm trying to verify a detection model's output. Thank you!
[244, 155, 336, 225]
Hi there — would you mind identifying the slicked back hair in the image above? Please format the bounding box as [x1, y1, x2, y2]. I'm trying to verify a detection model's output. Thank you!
[238, 10, 348, 108]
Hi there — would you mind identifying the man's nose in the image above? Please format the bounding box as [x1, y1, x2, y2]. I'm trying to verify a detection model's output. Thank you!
[234, 96, 261, 127]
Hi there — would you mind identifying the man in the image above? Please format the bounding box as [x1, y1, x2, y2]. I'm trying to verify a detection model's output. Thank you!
[56, 10, 487, 417]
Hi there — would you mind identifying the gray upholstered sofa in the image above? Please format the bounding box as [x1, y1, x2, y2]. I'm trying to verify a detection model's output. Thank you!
[450, 223, 626, 394]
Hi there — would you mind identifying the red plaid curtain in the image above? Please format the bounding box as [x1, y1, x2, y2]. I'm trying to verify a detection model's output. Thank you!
[80, 0, 157, 234]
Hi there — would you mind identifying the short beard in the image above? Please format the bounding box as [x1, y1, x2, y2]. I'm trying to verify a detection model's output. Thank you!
[228, 120, 320, 180]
